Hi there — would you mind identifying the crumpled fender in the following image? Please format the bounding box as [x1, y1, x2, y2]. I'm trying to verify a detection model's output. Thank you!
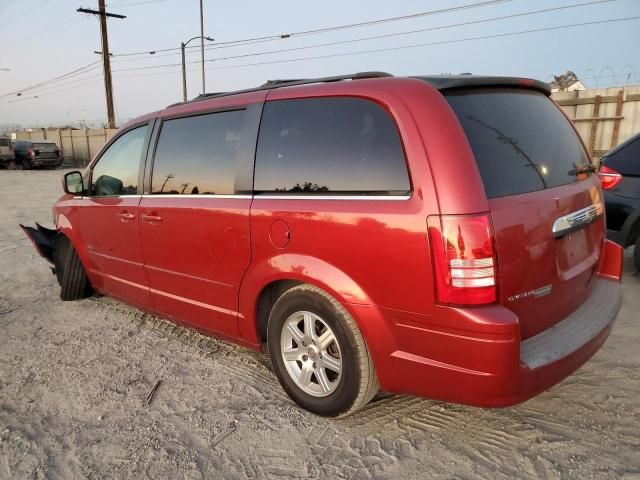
[19, 222, 57, 263]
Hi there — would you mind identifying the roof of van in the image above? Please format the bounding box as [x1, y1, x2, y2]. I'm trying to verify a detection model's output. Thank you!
[171, 72, 550, 107]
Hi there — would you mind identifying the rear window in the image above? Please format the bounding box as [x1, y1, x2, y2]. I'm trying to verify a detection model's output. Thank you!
[445, 88, 590, 199]
[254, 97, 410, 195]
[34, 143, 57, 149]
[602, 135, 640, 176]
[0, 138, 9, 147]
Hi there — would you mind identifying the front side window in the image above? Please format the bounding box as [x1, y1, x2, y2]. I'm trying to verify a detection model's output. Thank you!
[151, 110, 245, 195]
[91, 125, 148, 196]
[254, 97, 410, 195]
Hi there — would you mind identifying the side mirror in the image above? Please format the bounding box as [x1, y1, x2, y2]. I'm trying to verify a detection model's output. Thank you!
[63, 171, 84, 195]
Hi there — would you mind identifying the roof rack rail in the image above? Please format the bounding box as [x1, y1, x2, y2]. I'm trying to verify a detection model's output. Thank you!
[179, 71, 393, 106]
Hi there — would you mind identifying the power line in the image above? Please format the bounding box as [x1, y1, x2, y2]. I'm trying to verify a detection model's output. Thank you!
[0, 61, 101, 98]
[206, 16, 640, 72]
[3, 11, 637, 102]
[0, 0, 515, 96]
[0, 0, 52, 28]
[109, 0, 618, 66]
[110, 0, 167, 7]
[111, 0, 516, 58]
[3, 77, 104, 104]
[109, 7, 633, 75]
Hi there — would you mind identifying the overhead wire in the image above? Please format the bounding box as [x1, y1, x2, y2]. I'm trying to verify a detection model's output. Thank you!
[109, 14, 640, 76]
[110, 0, 516, 58]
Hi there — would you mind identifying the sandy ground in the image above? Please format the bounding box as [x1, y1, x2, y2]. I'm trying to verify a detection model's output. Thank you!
[0, 169, 638, 480]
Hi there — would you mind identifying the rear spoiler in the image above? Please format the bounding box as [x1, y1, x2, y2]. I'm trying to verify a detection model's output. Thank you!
[414, 75, 551, 96]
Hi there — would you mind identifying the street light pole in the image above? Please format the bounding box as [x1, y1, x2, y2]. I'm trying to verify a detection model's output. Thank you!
[199, 0, 205, 95]
[181, 42, 188, 102]
[181, 35, 214, 102]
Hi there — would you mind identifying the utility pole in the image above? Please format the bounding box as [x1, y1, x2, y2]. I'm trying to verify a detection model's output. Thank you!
[77, 3, 125, 129]
[199, 0, 205, 95]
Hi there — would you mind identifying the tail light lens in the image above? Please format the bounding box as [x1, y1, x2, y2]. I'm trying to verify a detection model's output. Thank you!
[598, 164, 622, 190]
[427, 213, 497, 305]
[28, 148, 35, 158]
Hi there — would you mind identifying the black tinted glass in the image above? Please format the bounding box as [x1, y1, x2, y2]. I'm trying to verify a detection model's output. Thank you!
[91, 125, 148, 196]
[603, 135, 640, 176]
[446, 88, 590, 198]
[0, 138, 9, 146]
[255, 97, 410, 194]
[151, 110, 245, 195]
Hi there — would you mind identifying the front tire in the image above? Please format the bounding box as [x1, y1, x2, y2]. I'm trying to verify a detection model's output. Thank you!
[55, 236, 92, 301]
[267, 284, 378, 417]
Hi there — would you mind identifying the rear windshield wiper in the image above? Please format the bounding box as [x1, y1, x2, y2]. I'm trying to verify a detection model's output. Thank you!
[568, 164, 597, 175]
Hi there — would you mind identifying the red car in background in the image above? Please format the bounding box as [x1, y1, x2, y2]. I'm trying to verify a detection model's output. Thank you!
[23, 72, 623, 416]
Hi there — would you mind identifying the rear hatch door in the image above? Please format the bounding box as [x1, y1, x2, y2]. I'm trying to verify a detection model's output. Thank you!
[445, 88, 604, 339]
[34, 142, 60, 159]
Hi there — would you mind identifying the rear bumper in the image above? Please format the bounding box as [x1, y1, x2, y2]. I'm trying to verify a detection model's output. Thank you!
[32, 157, 62, 166]
[357, 241, 623, 407]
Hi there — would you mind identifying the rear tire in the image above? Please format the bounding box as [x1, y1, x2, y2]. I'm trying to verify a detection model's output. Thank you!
[634, 235, 640, 272]
[21, 158, 31, 170]
[55, 237, 91, 301]
[267, 284, 378, 417]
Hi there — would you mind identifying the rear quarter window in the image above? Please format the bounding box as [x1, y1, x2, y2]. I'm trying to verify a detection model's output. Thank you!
[254, 97, 410, 195]
[0, 138, 9, 147]
[445, 88, 590, 198]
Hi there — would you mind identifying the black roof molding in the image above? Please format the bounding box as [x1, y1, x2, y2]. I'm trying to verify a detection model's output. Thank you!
[166, 71, 393, 107]
[415, 75, 551, 96]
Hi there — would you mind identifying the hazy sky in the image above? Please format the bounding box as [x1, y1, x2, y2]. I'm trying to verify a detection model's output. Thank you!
[0, 0, 638, 127]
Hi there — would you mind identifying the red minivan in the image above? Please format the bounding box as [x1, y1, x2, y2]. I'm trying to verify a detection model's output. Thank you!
[23, 72, 623, 416]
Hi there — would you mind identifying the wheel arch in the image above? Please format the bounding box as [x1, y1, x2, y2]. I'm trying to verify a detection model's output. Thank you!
[238, 253, 375, 346]
[55, 212, 94, 283]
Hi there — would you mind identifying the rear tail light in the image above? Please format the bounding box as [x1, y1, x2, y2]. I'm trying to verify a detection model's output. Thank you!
[8, 143, 13, 153]
[598, 165, 622, 190]
[28, 148, 35, 158]
[427, 213, 497, 305]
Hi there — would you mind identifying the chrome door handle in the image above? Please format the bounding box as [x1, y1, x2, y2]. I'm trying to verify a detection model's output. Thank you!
[142, 214, 163, 222]
[118, 211, 135, 220]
